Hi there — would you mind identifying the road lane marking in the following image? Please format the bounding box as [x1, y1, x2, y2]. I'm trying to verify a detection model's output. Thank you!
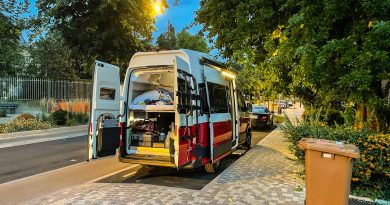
[122, 171, 137, 178]
[87, 164, 141, 183]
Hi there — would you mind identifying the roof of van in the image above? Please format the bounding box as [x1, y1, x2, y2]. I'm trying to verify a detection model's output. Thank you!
[129, 49, 234, 71]
[128, 49, 237, 83]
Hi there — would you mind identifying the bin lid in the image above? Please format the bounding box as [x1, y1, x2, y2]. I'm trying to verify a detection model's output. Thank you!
[299, 138, 359, 158]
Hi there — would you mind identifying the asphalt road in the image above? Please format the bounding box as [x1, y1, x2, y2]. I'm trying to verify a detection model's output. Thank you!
[0, 135, 87, 184]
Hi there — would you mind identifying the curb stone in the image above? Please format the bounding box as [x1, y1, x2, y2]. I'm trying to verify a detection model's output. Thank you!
[0, 125, 88, 139]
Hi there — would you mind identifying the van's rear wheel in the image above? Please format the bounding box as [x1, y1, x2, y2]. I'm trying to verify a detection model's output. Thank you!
[204, 161, 220, 173]
[244, 130, 252, 150]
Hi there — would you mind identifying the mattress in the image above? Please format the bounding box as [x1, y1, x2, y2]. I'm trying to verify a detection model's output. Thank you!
[128, 104, 175, 111]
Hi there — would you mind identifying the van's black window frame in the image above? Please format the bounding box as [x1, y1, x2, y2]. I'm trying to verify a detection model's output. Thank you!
[207, 82, 229, 113]
[100, 87, 116, 100]
[198, 83, 209, 113]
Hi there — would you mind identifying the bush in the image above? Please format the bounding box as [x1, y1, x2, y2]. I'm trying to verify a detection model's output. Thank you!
[0, 109, 6, 117]
[36, 112, 50, 122]
[73, 113, 89, 124]
[0, 118, 54, 134]
[273, 115, 284, 124]
[16, 113, 35, 120]
[50, 110, 69, 125]
[281, 116, 390, 200]
[325, 109, 344, 126]
[303, 107, 345, 126]
[50, 110, 89, 126]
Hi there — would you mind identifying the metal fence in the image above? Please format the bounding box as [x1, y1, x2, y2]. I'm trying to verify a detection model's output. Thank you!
[0, 77, 92, 100]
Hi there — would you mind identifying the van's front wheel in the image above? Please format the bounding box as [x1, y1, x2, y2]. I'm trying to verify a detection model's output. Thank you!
[204, 161, 220, 173]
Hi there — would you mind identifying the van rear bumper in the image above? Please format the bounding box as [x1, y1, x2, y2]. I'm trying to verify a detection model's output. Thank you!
[119, 154, 176, 168]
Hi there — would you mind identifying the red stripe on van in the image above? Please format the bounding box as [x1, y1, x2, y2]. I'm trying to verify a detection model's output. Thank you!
[213, 121, 232, 146]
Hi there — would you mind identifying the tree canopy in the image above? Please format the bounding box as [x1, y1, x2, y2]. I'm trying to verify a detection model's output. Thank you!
[157, 22, 209, 52]
[34, 0, 167, 78]
[177, 29, 209, 53]
[0, 0, 29, 76]
[27, 31, 76, 79]
[196, 0, 390, 107]
[157, 22, 177, 50]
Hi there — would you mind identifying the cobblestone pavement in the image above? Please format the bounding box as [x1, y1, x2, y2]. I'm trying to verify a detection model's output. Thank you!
[28, 108, 305, 205]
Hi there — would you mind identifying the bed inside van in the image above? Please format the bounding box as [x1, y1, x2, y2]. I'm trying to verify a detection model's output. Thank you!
[124, 67, 176, 164]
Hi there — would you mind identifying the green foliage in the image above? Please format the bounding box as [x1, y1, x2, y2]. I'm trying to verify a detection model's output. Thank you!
[156, 23, 210, 53]
[0, 118, 54, 134]
[343, 106, 357, 127]
[50, 110, 69, 125]
[34, 0, 167, 77]
[303, 107, 345, 127]
[36, 112, 50, 122]
[157, 22, 177, 50]
[50, 110, 89, 126]
[196, 0, 390, 127]
[281, 116, 389, 200]
[177, 30, 210, 53]
[0, 109, 6, 118]
[0, 0, 28, 76]
[27, 32, 77, 79]
[273, 115, 284, 124]
[71, 113, 89, 125]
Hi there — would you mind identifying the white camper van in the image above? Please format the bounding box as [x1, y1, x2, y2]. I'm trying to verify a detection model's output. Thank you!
[88, 49, 252, 173]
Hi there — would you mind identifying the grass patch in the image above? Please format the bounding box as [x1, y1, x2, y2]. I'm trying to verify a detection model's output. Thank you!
[273, 115, 285, 124]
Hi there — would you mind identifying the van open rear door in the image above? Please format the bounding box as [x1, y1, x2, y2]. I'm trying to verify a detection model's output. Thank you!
[174, 56, 197, 168]
[88, 61, 121, 160]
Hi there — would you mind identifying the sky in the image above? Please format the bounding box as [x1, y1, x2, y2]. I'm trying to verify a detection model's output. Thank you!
[153, 0, 202, 40]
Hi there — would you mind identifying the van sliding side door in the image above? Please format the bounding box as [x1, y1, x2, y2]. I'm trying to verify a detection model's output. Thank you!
[88, 61, 121, 160]
[203, 66, 233, 162]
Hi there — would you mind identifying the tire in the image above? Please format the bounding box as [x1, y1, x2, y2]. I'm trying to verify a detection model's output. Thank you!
[204, 161, 220, 173]
[244, 129, 252, 150]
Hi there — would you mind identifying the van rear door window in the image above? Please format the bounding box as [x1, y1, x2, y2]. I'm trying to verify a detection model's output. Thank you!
[208, 83, 228, 113]
[100, 88, 116, 100]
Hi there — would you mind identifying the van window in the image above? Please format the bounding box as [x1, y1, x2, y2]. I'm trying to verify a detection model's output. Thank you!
[198, 83, 209, 113]
[177, 76, 193, 114]
[208, 82, 228, 113]
[100, 88, 116, 100]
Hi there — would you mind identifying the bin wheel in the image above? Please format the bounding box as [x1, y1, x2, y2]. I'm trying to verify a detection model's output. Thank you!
[204, 161, 220, 173]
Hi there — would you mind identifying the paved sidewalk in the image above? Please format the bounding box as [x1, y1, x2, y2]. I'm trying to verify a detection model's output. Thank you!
[27, 109, 305, 205]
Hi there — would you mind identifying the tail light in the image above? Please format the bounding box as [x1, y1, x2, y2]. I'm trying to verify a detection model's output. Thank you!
[119, 122, 124, 147]
[261, 116, 268, 121]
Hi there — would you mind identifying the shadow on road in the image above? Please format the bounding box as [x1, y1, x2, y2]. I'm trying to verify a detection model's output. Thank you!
[98, 154, 241, 190]
[97, 128, 276, 190]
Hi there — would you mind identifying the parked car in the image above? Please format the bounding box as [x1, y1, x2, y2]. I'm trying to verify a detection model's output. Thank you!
[250, 105, 273, 129]
[287, 100, 293, 107]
